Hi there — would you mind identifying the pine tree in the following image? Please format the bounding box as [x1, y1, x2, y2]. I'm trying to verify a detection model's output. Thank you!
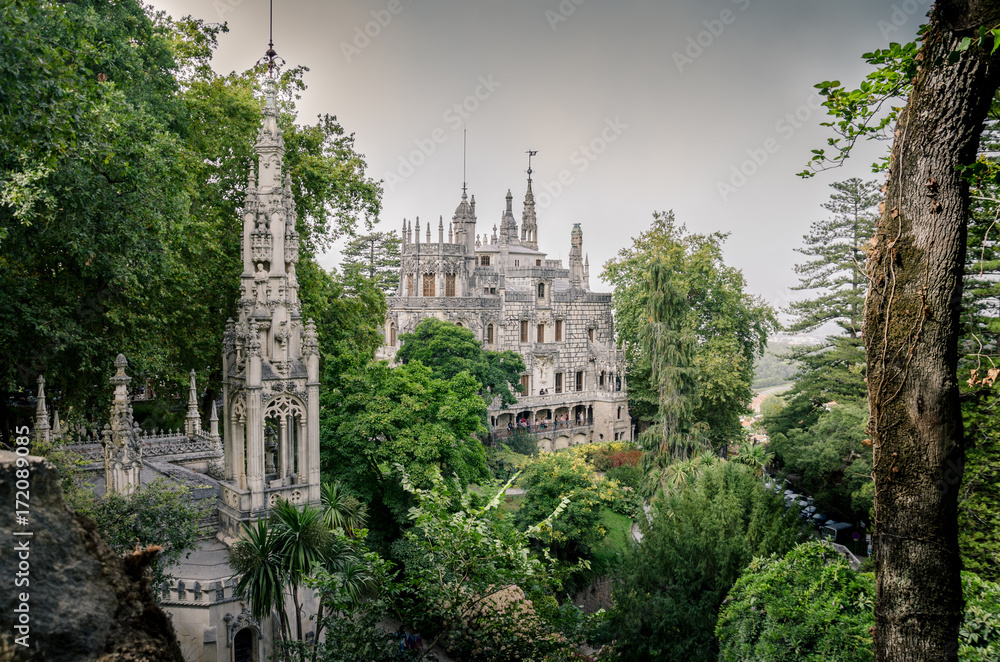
[787, 178, 880, 338]
[340, 230, 401, 294]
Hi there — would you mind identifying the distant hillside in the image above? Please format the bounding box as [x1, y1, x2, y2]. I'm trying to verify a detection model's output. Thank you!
[752, 340, 801, 390]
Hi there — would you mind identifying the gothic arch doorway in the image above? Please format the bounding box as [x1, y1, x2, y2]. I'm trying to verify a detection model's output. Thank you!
[233, 627, 257, 662]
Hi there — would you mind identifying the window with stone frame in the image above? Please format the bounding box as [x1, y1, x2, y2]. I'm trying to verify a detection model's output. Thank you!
[520, 374, 529, 394]
[555, 373, 563, 394]
[537, 282, 545, 299]
[536, 259, 542, 266]
[555, 320, 563, 342]
[520, 320, 529, 343]
[588, 327, 594, 342]
[407, 274, 414, 297]
[537, 323, 545, 343]
[445, 274, 456, 297]
[487, 323, 494, 344]
[422, 274, 435, 297]
[480, 255, 491, 266]
[390, 323, 396, 346]
[575, 371, 584, 391]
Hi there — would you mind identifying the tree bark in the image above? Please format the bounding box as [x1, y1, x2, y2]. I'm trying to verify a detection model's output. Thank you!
[866, 3, 1000, 661]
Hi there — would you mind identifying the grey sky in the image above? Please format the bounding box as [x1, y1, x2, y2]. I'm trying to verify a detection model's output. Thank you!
[155, 0, 926, 321]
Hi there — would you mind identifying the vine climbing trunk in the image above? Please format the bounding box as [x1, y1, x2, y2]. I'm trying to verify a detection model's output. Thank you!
[866, 3, 1000, 661]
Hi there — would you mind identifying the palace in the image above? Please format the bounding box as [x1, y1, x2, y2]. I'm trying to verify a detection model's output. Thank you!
[380, 166, 632, 449]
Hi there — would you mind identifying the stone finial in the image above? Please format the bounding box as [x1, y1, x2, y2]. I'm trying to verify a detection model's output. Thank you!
[34, 375, 51, 442]
[185, 369, 200, 437]
[415, 217, 420, 244]
[209, 400, 220, 439]
[52, 409, 61, 437]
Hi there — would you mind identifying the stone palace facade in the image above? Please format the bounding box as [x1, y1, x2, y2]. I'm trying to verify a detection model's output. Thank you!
[379, 174, 632, 449]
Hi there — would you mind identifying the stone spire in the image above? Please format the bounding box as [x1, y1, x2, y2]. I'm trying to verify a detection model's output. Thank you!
[499, 189, 518, 244]
[438, 215, 444, 243]
[584, 253, 591, 290]
[402, 218, 408, 245]
[34, 375, 50, 443]
[219, 35, 322, 535]
[569, 223, 584, 288]
[521, 150, 538, 250]
[185, 369, 200, 437]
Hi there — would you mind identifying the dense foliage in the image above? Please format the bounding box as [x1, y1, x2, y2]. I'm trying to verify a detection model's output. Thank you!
[320, 359, 490, 542]
[396, 318, 526, 408]
[607, 461, 803, 661]
[68, 478, 203, 591]
[392, 470, 594, 662]
[717, 542, 1000, 662]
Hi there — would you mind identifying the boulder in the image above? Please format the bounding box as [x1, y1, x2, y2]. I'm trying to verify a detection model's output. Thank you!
[0, 450, 183, 661]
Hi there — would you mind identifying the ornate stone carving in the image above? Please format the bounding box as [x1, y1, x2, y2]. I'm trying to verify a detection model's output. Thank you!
[224, 608, 262, 648]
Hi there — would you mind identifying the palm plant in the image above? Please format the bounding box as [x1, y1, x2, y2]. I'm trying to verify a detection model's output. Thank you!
[270, 500, 328, 646]
[320, 482, 368, 537]
[229, 518, 292, 641]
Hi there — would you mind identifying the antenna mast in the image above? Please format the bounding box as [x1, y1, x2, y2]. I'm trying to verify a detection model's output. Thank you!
[463, 127, 467, 194]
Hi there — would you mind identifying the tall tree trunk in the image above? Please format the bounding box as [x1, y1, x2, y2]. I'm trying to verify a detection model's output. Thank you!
[866, 3, 1000, 661]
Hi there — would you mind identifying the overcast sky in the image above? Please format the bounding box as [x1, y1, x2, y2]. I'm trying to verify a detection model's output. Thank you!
[154, 0, 926, 326]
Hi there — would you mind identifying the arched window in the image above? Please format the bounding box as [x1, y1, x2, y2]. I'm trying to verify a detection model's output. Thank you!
[487, 324, 494, 344]
[389, 323, 396, 346]
[537, 282, 545, 299]
[406, 275, 414, 297]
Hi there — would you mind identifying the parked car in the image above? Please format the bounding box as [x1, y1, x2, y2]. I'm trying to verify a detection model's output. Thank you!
[822, 521, 854, 545]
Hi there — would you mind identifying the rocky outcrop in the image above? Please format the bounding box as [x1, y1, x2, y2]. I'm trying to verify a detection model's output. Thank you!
[0, 450, 183, 661]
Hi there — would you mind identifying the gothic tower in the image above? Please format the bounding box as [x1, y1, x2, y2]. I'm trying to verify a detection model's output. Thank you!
[219, 65, 321, 537]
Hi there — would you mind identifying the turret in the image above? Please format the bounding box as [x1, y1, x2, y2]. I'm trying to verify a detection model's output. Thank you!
[499, 189, 518, 244]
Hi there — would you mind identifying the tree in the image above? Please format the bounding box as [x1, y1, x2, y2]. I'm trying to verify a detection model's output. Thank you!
[601, 212, 777, 446]
[608, 461, 803, 661]
[319, 359, 491, 540]
[340, 229, 401, 294]
[786, 178, 880, 337]
[396, 318, 526, 408]
[641, 259, 701, 460]
[805, 5, 1000, 658]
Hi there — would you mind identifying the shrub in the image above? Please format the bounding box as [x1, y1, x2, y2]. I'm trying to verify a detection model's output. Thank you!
[604, 464, 644, 490]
